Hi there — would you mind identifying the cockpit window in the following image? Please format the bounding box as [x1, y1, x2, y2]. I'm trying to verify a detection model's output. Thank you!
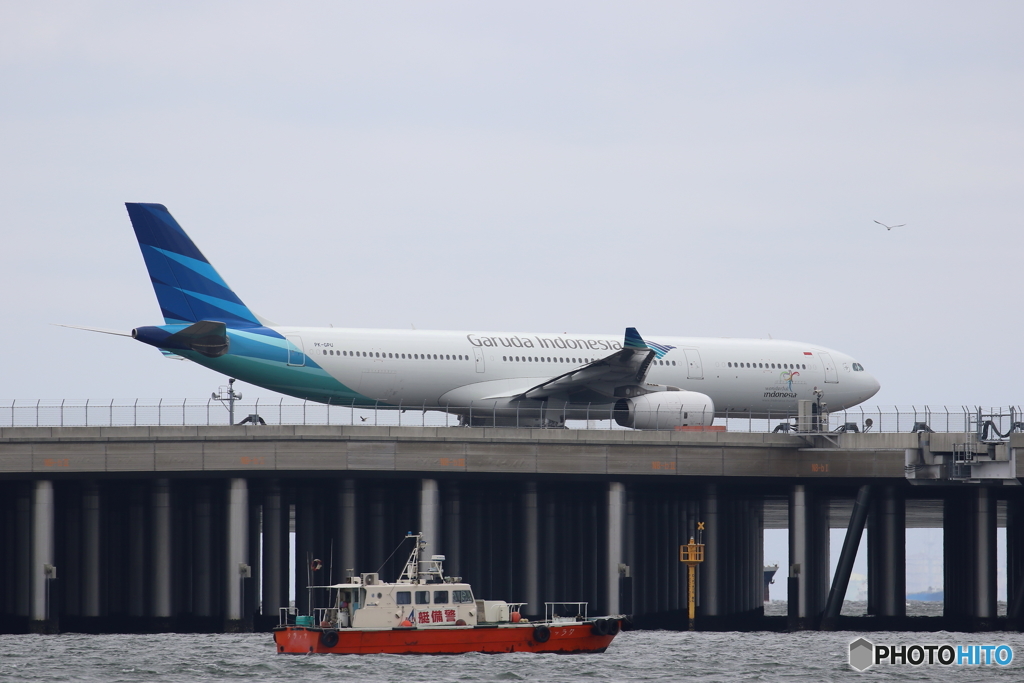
[852, 363, 864, 371]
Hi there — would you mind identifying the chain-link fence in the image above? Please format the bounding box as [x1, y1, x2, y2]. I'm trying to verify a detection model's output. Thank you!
[2, 399, 1020, 434]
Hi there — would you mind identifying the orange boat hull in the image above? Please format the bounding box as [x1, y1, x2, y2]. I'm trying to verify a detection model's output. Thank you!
[273, 622, 619, 655]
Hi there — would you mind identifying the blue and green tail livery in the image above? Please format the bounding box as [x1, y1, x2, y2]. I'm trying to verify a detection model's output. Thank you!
[126, 203, 261, 327]
[624, 327, 675, 360]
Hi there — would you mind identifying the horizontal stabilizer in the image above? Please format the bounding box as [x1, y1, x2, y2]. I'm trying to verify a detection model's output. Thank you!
[132, 320, 230, 358]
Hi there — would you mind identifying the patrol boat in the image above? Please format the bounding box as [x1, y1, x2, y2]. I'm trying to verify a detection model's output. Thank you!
[273, 533, 622, 655]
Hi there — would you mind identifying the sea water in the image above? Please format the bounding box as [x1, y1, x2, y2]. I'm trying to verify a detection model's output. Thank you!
[2, 627, 1023, 682]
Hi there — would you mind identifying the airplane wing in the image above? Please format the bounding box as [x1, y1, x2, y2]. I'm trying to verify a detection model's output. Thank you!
[487, 328, 677, 403]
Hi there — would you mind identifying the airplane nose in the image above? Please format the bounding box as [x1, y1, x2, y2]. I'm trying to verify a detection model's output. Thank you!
[865, 374, 881, 400]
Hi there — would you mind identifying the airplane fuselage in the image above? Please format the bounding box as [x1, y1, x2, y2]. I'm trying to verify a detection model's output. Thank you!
[182, 325, 880, 418]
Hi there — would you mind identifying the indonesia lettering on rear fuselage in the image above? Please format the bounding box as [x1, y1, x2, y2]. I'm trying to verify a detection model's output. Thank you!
[113, 203, 880, 429]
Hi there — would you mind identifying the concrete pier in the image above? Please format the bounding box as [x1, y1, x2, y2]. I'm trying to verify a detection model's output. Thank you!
[1, 424, 1022, 633]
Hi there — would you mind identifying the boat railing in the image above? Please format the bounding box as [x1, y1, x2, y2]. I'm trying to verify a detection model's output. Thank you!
[545, 601, 588, 623]
[278, 606, 298, 626]
[314, 607, 339, 628]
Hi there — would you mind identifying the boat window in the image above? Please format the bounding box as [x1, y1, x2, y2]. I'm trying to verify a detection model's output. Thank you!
[452, 589, 473, 604]
[415, 591, 430, 604]
[396, 591, 411, 605]
[433, 590, 449, 604]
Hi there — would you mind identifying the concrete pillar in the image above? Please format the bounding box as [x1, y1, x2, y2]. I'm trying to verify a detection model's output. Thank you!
[152, 479, 172, 622]
[82, 482, 101, 617]
[606, 482, 625, 615]
[944, 488, 997, 628]
[442, 484, 460, 579]
[973, 488, 997, 622]
[128, 485, 146, 618]
[789, 484, 829, 629]
[339, 479, 357, 580]
[31, 480, 55, 631]
[225, 478, 248, 628]
[247, 490, 261, 622]
[700, 484, 719, 616]
[369, 489, 386, 572]
[262, 481, 285, 616]
[419, 479, 440, 561]
[867, 485, 905, 618]
[14, 488, 32, 617]
[1007, 497, 1024, 626]
[523, 483, 539, 616]
[193, 485, 213, 617]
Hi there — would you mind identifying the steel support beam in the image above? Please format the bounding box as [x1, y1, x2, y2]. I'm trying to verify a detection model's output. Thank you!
[822, 485, 872, 628]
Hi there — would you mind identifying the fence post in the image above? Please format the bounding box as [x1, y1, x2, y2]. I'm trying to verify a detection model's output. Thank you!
[109, 399, 113, 428]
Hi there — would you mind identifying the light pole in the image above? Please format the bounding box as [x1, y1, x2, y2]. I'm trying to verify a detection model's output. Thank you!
[213, 378, 242, 425]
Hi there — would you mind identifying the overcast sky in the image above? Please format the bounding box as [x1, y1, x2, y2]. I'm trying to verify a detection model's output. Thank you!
[2, 2, 1022, 407]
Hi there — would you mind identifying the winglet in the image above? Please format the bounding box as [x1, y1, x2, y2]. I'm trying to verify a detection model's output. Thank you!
[624, 327, 648, 351]
[624, 327, 676, 360]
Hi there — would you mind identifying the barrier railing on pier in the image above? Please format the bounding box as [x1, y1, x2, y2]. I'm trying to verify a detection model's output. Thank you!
[1, 399, 1021, 435]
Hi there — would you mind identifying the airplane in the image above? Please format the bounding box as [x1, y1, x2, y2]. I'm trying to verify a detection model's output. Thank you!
[101, 203, 880, 428]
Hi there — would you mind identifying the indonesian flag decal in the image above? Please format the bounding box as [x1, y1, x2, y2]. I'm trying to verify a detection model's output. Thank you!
[803, 352, 813, 355]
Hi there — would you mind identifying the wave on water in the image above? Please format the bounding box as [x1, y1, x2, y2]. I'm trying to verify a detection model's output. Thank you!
[2, 629, 1024, 682]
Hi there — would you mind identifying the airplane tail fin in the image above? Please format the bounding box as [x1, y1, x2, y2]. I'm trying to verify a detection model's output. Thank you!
[125, 203, 262, 327]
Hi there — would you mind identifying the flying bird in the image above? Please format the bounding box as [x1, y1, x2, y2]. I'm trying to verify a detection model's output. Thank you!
[873, 220, 906, 230]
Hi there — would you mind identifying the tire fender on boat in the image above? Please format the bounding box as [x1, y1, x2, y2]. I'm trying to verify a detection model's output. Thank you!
[605, 618, 620, 635]
[532, 625, 551, 643]
[590, 619, 608, 636]
[320, 630, 339, 648]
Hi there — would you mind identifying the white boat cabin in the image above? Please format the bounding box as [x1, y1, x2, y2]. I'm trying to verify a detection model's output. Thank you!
[310, 534, 518, 630]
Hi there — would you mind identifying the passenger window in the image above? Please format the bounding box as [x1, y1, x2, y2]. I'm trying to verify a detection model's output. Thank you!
[415, 591, 430, 604]
[433, 590, 449, 604]
[672, 361, 676, 366]
[396, 591, 411, 605]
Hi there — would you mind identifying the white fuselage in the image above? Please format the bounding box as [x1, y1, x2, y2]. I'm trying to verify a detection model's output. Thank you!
[273, 327, 880, 416]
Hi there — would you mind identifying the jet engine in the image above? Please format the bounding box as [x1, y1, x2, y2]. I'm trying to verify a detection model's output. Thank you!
[613, 391, 715, 429]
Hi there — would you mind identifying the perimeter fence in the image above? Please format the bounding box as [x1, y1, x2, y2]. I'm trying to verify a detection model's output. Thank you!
[1, 399, 1021, 435]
